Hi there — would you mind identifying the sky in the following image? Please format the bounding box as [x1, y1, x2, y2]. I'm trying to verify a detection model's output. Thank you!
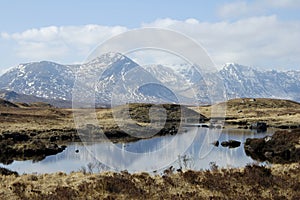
[0, 0, 300, 73]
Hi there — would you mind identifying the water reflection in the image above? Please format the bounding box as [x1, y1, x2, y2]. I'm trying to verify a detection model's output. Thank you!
[0, 128, 274, 174]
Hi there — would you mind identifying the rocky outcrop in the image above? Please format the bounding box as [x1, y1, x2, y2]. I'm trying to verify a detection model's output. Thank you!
[0, 138, 66, 164]
[0, 129, 74, 164]
[244, 129, 300, 163]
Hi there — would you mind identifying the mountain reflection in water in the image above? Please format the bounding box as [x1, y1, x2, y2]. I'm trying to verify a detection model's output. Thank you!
[0, 128, 274, 174]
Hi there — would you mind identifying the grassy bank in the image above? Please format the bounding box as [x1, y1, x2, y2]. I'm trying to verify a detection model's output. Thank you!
[195, 98, 300, 129]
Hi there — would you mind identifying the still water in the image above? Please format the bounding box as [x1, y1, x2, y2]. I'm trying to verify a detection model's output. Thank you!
[0, 128, 274, 174]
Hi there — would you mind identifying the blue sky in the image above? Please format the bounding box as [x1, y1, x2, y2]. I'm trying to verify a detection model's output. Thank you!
[1, 0, 300, 72]
[0, 0, 224, 32]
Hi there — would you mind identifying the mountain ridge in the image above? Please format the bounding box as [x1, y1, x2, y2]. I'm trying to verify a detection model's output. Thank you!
[0, 53, 299, 104]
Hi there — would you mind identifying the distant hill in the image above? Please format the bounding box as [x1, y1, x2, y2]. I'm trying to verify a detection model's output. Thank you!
[224, 98, 300, 110]
[198, 98, 300, 128]
[0, 98, 19, 108]
[113, 103, 207, 123]
[0, 90, 72, 108]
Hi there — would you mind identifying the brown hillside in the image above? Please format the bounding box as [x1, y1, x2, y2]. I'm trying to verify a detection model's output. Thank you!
[194, 98, 300, 128]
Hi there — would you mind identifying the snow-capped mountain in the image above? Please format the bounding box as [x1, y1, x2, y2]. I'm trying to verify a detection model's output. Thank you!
[219, 63, 300, 102]
[75, 53, 188, 104]
[75, 52, 140, 104]
[0, 61, 76, 100]
[0, 53, 299, 106]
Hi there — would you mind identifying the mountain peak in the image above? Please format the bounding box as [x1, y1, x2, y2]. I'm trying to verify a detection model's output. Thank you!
[86, 52, 127, 65]
[222, 63, 256, 72]
[224, 63, 245, 68]
[99, 52, 125, 61]
[224, 62, 238, 67]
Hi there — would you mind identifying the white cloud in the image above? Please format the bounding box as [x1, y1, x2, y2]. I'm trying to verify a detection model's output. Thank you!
[1, 17, 300, 70]
[8, 26, 59, 41]
[16, 41, 69, 60]
[1, 25, 128, 61]
[185, 18, 200, 25]
[217, 0, 300, 19]
[217, 1, 264, 19]
[142, 16, 300, 69]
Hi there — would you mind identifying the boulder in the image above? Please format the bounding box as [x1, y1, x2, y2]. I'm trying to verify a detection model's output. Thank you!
[221, 140, 241, 148]
[250, 122, 267, 132]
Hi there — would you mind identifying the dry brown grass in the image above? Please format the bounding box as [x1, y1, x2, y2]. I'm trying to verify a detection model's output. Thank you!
[0, 163, 299, 199]
[0, 106, 74, 132]
[2, 98, 299, 133]
[0, 103, 201, 133]
[191, 98, 300, 128]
